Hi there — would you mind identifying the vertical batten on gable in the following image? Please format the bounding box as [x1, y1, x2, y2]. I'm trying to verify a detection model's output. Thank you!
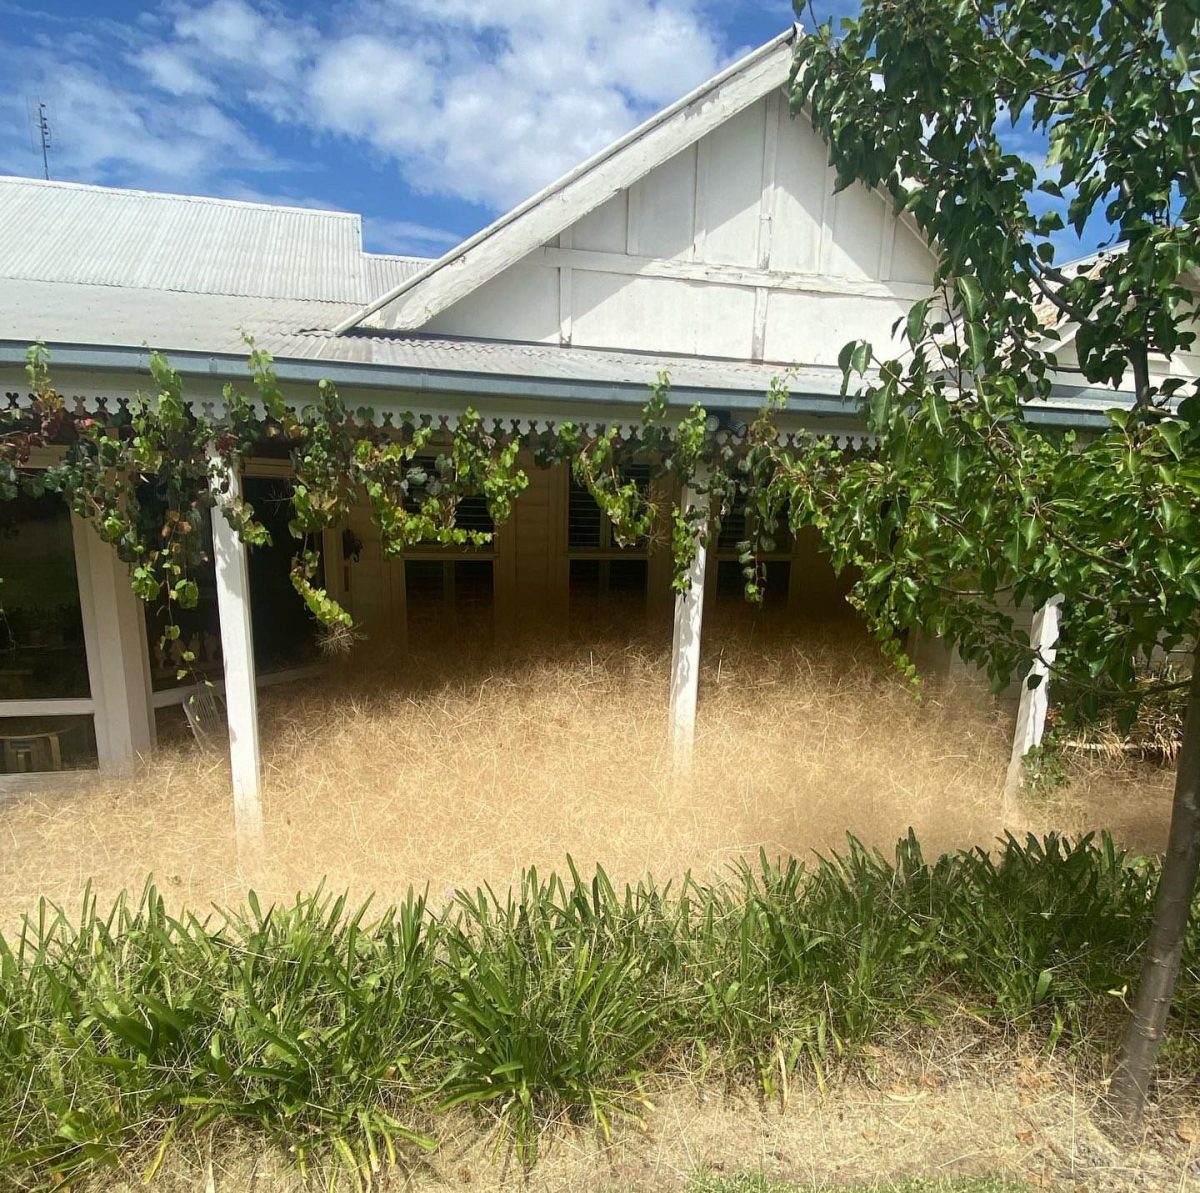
[752, 93, 781, 361]
[558, 226, 574, 346]
[424, 88, 937, 364]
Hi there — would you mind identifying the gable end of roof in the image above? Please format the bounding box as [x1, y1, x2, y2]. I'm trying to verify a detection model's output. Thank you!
[333, 26, 800, 336]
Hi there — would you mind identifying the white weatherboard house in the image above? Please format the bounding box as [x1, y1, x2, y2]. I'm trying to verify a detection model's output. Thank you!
[0, 30, 1158, 814]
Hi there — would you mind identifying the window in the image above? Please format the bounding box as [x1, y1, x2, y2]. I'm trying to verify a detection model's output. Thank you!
[566, 464, 652, 620]
[244, 476, 324, 673]
[716, 558, 791, 609]
[402, 456, 496, 630]
[714, 494, 792, 611]
[404, 455, 496, 539]
[716, 498, 792, 555]
[143, 473, 327, 691]
[406, 558, 494, 626]
[567, 464, 651, 551]
[0, 493, 98, 772]
[0, 494, 89, 699]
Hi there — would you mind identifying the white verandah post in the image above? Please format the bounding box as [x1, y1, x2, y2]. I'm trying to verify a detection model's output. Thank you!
[209, 452, 265, 862]
[668, 467, 710, 772]
[71, 516, 155, 771]
[1004, 594, 1064, 806]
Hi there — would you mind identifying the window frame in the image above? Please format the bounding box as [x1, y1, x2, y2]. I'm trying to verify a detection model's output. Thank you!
[0, 454, 100, 779]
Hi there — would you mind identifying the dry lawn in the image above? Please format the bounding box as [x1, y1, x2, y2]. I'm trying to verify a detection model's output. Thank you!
[0, 613, 1177, 926]
[86, 1040, 1200, 1192]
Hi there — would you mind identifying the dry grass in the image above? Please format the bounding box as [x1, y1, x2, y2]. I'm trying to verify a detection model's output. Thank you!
[0, 612, 1177, 927]
[86, 1040, 1200, 1192]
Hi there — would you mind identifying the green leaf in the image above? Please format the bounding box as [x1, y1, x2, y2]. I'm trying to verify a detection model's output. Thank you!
[955, 276, 984, 320]
[964, 322, 988, 368]
[906, 296, 932, 346]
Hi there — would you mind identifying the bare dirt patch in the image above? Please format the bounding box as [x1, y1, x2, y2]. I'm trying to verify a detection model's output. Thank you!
[0, 617, 1176, 927]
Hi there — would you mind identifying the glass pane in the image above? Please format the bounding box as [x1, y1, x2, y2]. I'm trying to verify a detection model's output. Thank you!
[453, 560, 493, 614]
[569, 558, 646, 627]
[405, 560, 446, 608]
[567, 475, 603, 549]
[717, 502, 791, 554]
[243, 477, 323, 673]
[142, 505, 222, 692]
[717, 559, 744, 596]
[0, 493, 89, 699]
[455, 494, 494, 537]
[568, 464, 651, 552]
[607, 558, 647, 593]
[0, 714, 97, 773]
[569, 558, 601, 595]
[404, 456, 495, 539]
[717, 559, 790, 608]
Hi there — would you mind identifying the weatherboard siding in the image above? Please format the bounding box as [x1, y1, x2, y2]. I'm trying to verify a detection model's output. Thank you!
[424, 92, 937, 365]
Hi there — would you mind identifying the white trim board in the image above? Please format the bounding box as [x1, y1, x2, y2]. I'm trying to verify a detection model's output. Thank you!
[0, 698, 95, 717]
[537, 247, 932, 300]
[336, 29, 799, 334]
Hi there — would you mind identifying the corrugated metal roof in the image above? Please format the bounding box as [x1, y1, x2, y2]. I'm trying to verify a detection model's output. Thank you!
[0, 177, 430, 303]
[0, 275, 1132, 413]
[0, 274, 847, 394]
[0, 177, 1137, 420]
[0, 276, 357, 356]
[364, 253, 428, 297]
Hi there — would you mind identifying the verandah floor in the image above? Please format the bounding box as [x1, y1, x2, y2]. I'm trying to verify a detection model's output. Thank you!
[0, 615, 1176, 927]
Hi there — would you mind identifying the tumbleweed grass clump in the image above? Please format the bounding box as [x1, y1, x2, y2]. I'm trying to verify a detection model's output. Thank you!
[1, 833, 1197, 1189]
[4, 625, 1175, 925]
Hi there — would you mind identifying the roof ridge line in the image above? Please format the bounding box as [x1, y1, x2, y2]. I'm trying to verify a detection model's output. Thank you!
[0, 174, 360, 221]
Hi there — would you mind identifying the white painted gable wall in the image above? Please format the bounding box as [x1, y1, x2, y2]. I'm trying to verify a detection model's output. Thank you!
[425, 91, 936, 366]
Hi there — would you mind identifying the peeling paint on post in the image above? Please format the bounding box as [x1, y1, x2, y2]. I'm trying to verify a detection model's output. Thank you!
[1004, 594, 1064, 810]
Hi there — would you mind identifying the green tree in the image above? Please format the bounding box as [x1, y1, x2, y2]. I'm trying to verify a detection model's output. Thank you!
[785, 0, 1200, 1123]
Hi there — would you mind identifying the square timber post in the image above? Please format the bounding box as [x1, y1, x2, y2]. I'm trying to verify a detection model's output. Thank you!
[1004, 594, 1065, 810]
[209, 450, 265, 865]
[668, 466, 710, 772]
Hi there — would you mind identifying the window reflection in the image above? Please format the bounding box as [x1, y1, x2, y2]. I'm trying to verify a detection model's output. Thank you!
[142, 475, 327, 689]
[0, 714, 97, 772]
[0, 494, 90, 700]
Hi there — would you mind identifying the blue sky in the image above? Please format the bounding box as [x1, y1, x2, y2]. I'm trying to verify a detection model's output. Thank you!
[0, 1, 1110, 263]
[0, 1, 864, 257]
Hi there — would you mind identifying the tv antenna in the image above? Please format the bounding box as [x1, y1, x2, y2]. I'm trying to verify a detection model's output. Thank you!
[27, 99, 52, 180]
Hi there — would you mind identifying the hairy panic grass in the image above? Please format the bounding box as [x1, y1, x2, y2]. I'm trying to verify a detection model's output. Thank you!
[0, 833, 1196, 1189]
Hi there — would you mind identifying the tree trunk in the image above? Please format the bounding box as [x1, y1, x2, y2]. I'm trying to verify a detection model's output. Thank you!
[1108, 659, 1200, 1124]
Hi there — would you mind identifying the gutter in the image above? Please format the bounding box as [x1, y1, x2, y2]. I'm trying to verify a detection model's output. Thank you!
[0, 340, 1125, 429]
[0, 339, 856, 417]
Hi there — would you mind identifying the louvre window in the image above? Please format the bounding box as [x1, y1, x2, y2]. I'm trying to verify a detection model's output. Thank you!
[566, 463, 653, 618]
[406, 455, 495, 539]
[715, 496, 791, 555]
[567, 463, 651, 551]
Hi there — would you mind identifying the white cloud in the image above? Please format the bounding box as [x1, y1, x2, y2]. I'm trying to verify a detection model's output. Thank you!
[0, 0, 734, 212]
[216, 184, 348, 211]
[364, 216, 462, 255]
[330, 0, 727, 206]
[135, 45, 215, 98]
[0, 55, 280, 190]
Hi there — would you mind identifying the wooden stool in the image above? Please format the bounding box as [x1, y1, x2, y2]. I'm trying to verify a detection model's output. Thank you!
[1, 731, 63, 772]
